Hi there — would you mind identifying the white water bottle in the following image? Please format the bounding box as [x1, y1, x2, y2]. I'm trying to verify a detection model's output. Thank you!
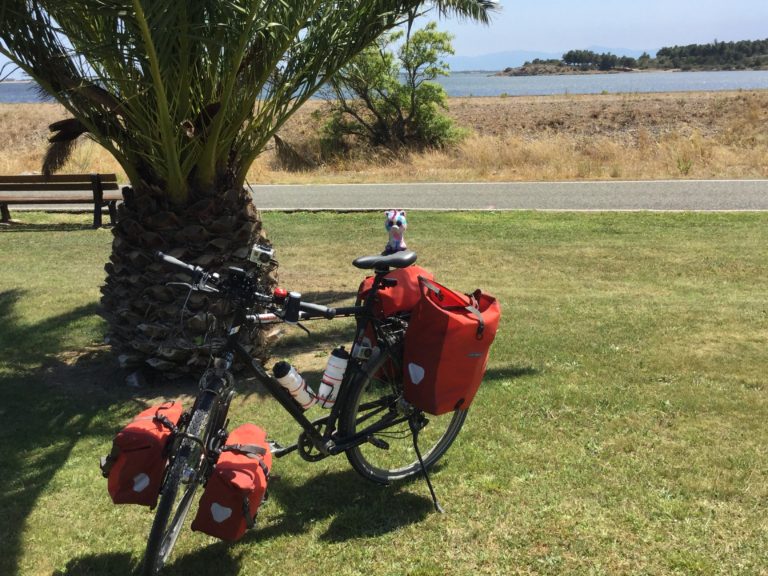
[273, 361, 317, 411]
[317, 347, 349, 409]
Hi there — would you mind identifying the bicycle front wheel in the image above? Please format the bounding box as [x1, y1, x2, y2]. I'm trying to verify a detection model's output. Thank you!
[142, 403, 212, 575]
[341, 346, 467, 484]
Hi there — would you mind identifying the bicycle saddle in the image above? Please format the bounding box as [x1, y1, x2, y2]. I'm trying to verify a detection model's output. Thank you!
[353, 250, 417, 271]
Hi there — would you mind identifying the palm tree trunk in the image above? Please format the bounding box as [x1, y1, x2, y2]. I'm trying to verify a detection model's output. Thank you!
[100, 185, 275, 379]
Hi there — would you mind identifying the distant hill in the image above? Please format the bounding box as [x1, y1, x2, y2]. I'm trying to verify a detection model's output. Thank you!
[495, 39, 768, 76]
[447, 47, 655, 72]
[584, 46, 656, 59]
[446, 50, 561, 71]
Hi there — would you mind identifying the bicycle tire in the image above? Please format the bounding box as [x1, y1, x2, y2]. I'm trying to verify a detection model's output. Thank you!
[141, 402, 212, 575]
[341, 345, 467, 484]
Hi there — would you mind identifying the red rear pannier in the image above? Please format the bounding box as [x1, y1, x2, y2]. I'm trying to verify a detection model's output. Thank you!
[403, 278, 500, 415]
[191, 423, 272, 541]
[102, 401, 183, 507]
[357, 265, 435, 318]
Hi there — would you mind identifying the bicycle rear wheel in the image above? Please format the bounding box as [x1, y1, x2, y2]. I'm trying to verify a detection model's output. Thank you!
[141, 403, 212, 575]
[341, 346, 467, 484]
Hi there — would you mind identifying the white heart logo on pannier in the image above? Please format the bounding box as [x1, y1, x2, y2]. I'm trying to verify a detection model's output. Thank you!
[132, 473, 150, 493]
[408, 363, 425, 385]
[211, 503, 232, 523]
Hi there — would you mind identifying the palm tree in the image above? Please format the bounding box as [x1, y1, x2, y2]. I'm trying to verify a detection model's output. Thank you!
[0, 1, 497, 378]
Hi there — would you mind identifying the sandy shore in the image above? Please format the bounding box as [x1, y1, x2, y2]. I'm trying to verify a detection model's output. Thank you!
[1, 90, 767, 182]
[279, 90, 767, 142]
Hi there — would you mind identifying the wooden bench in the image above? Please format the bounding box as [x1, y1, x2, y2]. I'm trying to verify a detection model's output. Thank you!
[0, 173, 122, 228]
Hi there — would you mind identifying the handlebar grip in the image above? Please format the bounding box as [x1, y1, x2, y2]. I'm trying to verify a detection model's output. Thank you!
[299, 301, 337, 320]
[156, 251, 203, 278]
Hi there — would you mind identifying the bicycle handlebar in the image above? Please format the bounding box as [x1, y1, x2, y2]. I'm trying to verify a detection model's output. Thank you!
[156, 251, 204, 280]
[300, 301, 336, 320]
[156, 251, 337, 322]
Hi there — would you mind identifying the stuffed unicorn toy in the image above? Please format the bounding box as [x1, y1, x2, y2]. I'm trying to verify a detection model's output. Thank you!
[383, 210, 407, 255]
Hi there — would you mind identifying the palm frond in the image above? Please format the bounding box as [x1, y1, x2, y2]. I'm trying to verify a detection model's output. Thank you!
[42, 117, 88, 176]
[48, 118, 87, 141]
[432, 1, 499, 24]
[42, 140, 78, 176]
[2, 0, 499, 199]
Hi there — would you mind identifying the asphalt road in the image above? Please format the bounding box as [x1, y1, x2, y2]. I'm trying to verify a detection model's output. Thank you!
[6, 180, 767, 213]
[248, 180, 768, 211]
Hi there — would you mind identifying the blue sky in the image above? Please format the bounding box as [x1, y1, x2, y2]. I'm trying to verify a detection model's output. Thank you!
[437, 0, 768, 56]
[2, 1, 766, 78]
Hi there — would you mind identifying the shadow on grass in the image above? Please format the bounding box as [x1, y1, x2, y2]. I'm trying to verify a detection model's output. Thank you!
[0, 291, 134, 576]
[49, 469, 435, 576]
[0, 290, 104, 365]
[52, 547, 242, 576]
[0, 287, 513, 575]
[251, 468, 434, 544]
[52, 552, 137, 576]
[161, 548, 243, 576]
[0, 361, 129, 576]
[0, 220, 105, 233]
[484, 364, 540, 382]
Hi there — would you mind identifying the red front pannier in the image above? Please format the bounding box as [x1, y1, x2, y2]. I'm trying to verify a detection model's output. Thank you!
[191, 423, 272, 541]
[101, 401, 184, 507]
[357, 265, 435, 318]
[403, 278, 500, 415]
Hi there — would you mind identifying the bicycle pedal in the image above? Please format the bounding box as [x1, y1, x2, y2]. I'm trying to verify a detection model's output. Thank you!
[368, 436, 390, 450]
[268, 440, 285, 453]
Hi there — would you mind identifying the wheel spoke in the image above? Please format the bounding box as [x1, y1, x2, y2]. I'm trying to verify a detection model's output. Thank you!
[158, 482, 198, 564]
[341, 345, 466, 483]
[142, 404, 213, 575]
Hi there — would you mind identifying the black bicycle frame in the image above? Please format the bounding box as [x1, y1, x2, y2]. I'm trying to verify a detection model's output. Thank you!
[225, 267, 406, 459]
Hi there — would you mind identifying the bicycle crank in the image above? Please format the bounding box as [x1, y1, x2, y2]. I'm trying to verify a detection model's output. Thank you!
[297, 431, 330, 462]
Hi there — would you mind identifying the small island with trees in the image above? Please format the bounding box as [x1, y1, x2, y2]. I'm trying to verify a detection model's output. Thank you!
[498, 38, 768, 76]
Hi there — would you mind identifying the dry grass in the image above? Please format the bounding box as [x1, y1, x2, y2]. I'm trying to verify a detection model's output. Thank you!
[1, 90, 767, 183]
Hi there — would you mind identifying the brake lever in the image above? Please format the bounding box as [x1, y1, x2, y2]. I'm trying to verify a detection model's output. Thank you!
[166, 281, 195, 290]
[165, 280, 219, 293]
[198, 272, 221, 293]
[274, 308, 310, 334]
[296, 322, 311, 336]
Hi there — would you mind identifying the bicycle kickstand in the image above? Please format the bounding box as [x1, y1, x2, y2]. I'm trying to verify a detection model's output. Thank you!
[409, 413, 444, 514]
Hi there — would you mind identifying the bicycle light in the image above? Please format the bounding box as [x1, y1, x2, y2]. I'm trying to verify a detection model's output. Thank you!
[273, 287, 288, 303]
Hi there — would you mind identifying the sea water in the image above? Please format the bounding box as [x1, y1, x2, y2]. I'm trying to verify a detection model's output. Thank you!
[3, 70, 768, 103]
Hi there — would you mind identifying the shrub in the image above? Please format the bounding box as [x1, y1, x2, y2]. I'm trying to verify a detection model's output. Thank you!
[322, 21, 464, 154]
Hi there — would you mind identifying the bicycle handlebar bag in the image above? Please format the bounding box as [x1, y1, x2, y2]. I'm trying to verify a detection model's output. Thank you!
[100, 401, 183, 507]
[357, 265, 435, 318]
[191, 423, 272, 541]
[403, 278, 500, 415]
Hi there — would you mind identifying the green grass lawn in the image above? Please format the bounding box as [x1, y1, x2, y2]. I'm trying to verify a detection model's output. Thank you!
[1, 210, 766, 576]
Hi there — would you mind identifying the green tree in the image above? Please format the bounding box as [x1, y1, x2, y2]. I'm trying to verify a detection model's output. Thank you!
[563, 49, 599, 68]
[618, 56, 638, 68]
[598, 53, 618, 71]
[0, 0, 497, 377]
[324, 19, 460, 151]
